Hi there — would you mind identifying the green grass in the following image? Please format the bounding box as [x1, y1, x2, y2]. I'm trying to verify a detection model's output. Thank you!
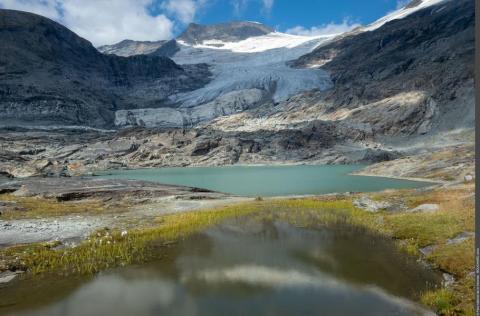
[0, 203, 263, 274]
[0, 194, 107, 219]
[0, 184, 474, 315]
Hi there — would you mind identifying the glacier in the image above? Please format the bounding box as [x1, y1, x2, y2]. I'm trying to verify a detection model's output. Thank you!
[115, 32, 334, 128]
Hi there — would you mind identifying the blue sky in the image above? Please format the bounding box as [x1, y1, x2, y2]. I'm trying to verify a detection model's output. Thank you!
[0, 0, 408, 45]
[164, 0, 405, 35]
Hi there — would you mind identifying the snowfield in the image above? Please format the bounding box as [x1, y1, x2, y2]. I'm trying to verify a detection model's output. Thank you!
[116, 32, 334, 127]
[363, 0, 448, 31]
[114, 0, 447, 128]
[170, 32, 335, 107]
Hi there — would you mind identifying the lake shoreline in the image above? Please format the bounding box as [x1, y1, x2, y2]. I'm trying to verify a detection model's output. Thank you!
[0, 171, 474, 315]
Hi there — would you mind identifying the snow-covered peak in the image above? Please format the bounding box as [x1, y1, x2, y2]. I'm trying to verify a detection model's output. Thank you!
[364, 0, 447, 31]
[179, 31, 335, 54]
[177, 21, 274, 45]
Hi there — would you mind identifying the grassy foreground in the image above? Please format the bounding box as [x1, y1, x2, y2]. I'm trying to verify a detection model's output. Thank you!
[0, 194, 108, 219]
[0, 184, 474, 315]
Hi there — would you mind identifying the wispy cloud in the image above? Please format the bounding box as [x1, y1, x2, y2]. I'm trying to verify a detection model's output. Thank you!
[231, 0, 248, 15]
[396, 0, 411, 9]
[0, 0, 61, 19]
[231, 0, 274, 16]
[0, 0, 216, 45]
[0, 0, 176, 46]
[286, 18, 360, 37]
[262, 0, 274, 14]
[161, 0, 209, 25]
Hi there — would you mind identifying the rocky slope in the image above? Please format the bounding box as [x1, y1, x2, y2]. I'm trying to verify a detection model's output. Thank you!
[0, 0, 475, 179]
[100, 23, 335, 129]
[293, 0, 474, 136]
[0, 9, 211, 128]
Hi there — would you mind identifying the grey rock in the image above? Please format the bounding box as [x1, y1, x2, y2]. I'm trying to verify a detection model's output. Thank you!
[419, 245, 436, 256]
[442, 273, 455, 287]
[408, 204, 439, 213]
[0, 270, 22, 284]
[98, 39, 168, 57]
[446, 232, 474, 245]
[293, 0, 474, 136]
[178, 21, 273, 45]
[0, 177, 224, 201]
[0, 10, 211, 128]
[353, 196, 391, 212]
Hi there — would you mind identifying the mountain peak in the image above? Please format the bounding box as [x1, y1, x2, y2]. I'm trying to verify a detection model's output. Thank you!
[177, 21, 274, 44]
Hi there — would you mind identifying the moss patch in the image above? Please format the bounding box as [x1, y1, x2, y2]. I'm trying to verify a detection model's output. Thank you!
[0, 194, 108, 220]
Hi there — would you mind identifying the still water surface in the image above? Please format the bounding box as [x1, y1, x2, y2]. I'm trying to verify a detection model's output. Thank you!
[0, 166, 438, 315]
[99, 165, 431, 196]
[1, 217, 440, 316]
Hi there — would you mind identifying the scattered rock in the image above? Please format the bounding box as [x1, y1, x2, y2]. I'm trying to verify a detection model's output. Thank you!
[446, 232, 474, 245]
[407, 204, 439, 213]
[0, 201, 28, 213]
[353, 196, 391, 212]
[442, 273, 455, 287]
[0, 270, 22, 284]
[0, 177, 226, 201]
[419, 245, 436, 256]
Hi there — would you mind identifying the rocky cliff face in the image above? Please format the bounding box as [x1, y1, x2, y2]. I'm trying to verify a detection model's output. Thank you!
[177, 21, 274, 44]
[0, 0, 475, 178]
[98, 40, 168, 57]
[0, 10, 211, 128]
[293, 0, 474, 134]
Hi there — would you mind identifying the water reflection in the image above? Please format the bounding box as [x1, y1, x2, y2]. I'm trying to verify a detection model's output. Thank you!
[2, 218, 440, 316]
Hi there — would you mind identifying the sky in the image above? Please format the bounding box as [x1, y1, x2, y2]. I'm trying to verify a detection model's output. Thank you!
[0, 0, 411, 46]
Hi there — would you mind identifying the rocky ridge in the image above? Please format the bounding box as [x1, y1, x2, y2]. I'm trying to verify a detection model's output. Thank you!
[0, 9, 211, 128]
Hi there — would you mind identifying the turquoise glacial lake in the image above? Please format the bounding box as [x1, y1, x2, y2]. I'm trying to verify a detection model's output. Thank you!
[99, 165, 431, 197]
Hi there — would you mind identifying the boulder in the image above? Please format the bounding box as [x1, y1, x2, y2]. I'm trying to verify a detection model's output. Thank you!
[353, 196, 391, 212]
[446, 232, 474, 245]
[407, 204, 439, 213]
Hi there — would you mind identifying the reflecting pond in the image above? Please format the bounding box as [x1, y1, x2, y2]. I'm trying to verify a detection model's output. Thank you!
[1, 216, 440, 316]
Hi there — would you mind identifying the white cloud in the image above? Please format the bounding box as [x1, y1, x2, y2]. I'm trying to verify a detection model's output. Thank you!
[231, 0, 274, 16]
[0, 0, 61, 20]
[0, 0, 175, 46]
[61, 0, 173, 46]
[262, 0, 273, 14]
[231, 0, 248, 15]
[286, 18, 360, 37]
[161, 0, 208, 25]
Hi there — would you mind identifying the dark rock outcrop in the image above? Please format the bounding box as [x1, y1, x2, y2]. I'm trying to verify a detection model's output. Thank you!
[149, 40, 180, 58]
[293, 0, 474, 134]
[0, 10, 211, 128]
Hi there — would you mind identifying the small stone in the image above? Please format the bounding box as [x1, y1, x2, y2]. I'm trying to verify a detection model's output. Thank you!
[419, 245, 436, 256]
[446, 232, 474, 245]
[442, 273, 455, 287]
[407, 204, 439, 213]
[464, 174, 474, 182]
[0, 271, 18, 284]
[353, 196, 391, 213]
